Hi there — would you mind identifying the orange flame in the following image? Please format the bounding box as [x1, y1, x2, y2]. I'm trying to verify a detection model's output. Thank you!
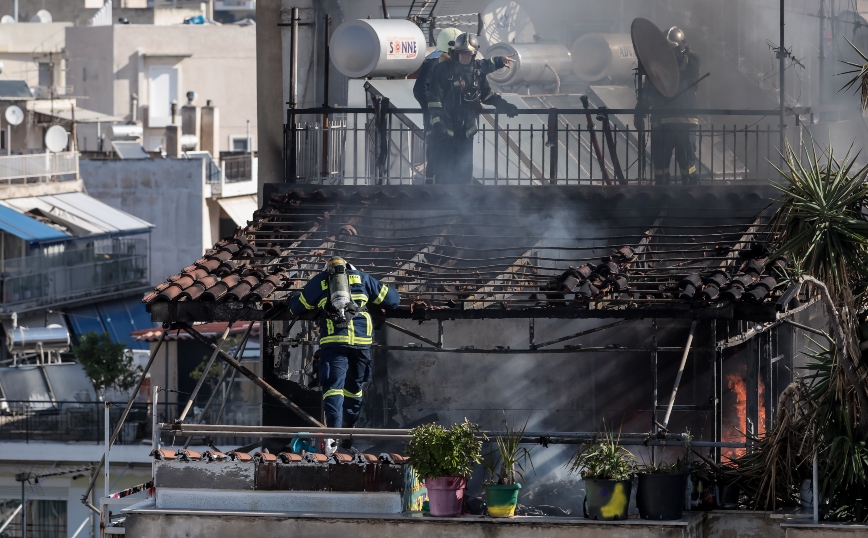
[722, 372, 747, 459]
[758, 375, 766, 437]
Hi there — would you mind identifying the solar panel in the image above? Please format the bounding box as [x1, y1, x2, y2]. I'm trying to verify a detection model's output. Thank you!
[112, 140, 151, 160]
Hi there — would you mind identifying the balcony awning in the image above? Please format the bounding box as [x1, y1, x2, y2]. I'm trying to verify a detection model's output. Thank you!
[29, 101, 123, 123]
[217, 195, 258, 227]
[2, 192, 154, 237]
[0, 203, 69, 244]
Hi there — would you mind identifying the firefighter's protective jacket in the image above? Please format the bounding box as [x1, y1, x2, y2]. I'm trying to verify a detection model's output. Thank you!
[426, 55, 514, 138]
[639, 49, 701, 127]
[414, 52, 507, 110]
[288, 269, 400, 349]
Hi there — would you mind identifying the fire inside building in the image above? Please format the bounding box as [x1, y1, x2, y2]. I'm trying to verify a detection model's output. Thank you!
[79, 1, 868, 536]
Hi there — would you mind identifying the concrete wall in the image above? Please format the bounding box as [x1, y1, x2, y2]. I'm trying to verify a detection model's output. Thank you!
[79, 157, 209, 284]
[0, 22, 69, 89]
[66, 24, 256, 153]
[0, 1, 204, 25]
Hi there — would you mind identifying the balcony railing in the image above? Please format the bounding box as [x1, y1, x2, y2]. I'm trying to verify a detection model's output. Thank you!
[285, 106, 807, 185]
[0, 238, 149, 308]
[0, 400, 261, 446]
[0, 152, 79, 184]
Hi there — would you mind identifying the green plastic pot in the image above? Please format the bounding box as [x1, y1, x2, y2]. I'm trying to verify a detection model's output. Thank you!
[584, 478, 632, 520]
[484, 483, 522, 518]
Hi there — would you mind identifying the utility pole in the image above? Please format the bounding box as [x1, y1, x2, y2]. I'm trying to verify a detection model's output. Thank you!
[819, 0, 825, 115]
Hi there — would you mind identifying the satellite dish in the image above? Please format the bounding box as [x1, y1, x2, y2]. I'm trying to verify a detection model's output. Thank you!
[30, 10, 52, 23]
[631, 18, 680, 99]
[480, 0, 536, 52]
[0, 15, 15, 24]
[44, 125, 68, 153]
[5, 105, 24, 126]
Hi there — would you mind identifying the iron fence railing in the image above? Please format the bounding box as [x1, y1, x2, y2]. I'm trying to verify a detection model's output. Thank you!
[0, 152, 79, 184]
[222, 153, 255, 183]
[0, 400, 262, 446]
[285, 107, 807, 185]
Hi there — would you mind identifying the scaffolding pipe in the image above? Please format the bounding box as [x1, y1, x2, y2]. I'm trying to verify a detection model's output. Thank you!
[183, 324, 254, 449]
[179, 323, 324, 427]
[80, 329, 168, 508]
[662, 320, 698, 429]
[178, 324, 233, 424]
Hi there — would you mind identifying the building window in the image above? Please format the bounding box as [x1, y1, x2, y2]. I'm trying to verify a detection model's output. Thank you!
[0, 498, 67, 538]
[230, 135, 253, 152]
[148, 65, 179, 128]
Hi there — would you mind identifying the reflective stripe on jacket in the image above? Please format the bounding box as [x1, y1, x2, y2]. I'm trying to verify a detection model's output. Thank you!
[289, 269, 400, 349]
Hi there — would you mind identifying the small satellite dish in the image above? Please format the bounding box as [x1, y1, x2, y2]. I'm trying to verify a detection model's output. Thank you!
[30, 10, 52, 23]
[0, 15, 15, 24]
[44, 125, 68, 153]
[5, 105, 24, 126]
[480, 0, 536, 52]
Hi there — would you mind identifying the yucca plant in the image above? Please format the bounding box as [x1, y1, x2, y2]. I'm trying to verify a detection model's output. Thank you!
[483, 418, 534, 485]
[840, 37, 868, 111]
[566, 428, 637, 481]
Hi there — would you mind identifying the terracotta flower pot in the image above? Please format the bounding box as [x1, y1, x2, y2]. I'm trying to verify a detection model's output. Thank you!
[426, 476, 466, 517]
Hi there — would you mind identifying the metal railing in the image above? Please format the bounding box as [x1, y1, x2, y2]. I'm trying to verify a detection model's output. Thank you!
[0, 400, 261, 446]
[285, 106, 806, 185]
[222, 153, 256, 183]
[0, 238, 149, 307]
[0, 152, 79, 184]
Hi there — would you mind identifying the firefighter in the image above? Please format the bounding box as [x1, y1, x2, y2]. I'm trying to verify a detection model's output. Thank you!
[636, 26, 701, 185]
[426, 32, 519, 184]
[289, 257, 400, 455]
[414, 28, 514, 181]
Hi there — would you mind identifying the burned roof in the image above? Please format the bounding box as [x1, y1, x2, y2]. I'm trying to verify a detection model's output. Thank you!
[145, 184, 790, 323]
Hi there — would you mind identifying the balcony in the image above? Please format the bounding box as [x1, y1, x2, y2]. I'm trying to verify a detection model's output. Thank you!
[0, 237, 149, 310]
[284, 105, 806, 185]
[209, 153, 257, 197]
[0, 152, 79, 185]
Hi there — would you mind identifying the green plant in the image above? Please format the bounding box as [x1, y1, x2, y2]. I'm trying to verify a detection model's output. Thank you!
[483, 418, 534, 485]
[406, 418, 483, 479]
[566, 428, 637, 481]
[640, 430, 692, 474]
[73, 331, 141, 396]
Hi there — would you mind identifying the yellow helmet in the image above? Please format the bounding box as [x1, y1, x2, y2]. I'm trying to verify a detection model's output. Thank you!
[326, 257, 346, 269]
[436, 27, 462, 53]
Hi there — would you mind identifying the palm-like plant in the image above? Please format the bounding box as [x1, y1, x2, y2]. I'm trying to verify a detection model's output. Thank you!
[771, 141, 868, 428]
[840, 37, 868, 111]
[484, 418, 534, 485]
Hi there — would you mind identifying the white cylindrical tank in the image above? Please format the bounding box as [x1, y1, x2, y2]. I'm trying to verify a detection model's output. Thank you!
[109, 124, 143, 141]
[486, 43, 572, 87]
[330, 19, 426, 78]
[7, 326, 70, 353]
[571, 33, 637, 83]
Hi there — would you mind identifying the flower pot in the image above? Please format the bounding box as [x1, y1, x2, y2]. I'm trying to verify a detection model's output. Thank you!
[637, 473, 687, 520]
[426, 476, 466, 517]
[584, 478, 632, 520]
[484, 483, 522, 518]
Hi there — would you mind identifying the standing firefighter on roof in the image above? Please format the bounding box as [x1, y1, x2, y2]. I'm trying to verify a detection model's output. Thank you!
[289, 257, 400, 456]
[636, 26, 701, 185]
[425, 32, 519, 184]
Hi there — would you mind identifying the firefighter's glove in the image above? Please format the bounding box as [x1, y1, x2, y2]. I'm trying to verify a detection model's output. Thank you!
[501, 102, 519, 118]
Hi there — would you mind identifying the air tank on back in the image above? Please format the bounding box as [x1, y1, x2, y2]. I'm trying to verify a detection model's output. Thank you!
[486, 43, 572, 88]
[330, 19, 426, 78]
[570, 33, 637, 83]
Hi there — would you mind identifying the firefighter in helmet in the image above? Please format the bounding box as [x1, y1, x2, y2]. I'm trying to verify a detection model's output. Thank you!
[289, 257, 400, 455]
[636, 26, 701, 185]
[425, 32, 519, 184]
[414, 28, 515, 182]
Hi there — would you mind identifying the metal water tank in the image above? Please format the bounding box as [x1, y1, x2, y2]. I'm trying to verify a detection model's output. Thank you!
[570, 33, 637, 83]
[109, 124, 143, 141]
[330, 19, 426, 78]
[7, 326, 70, 353]
[486, 43, 572, 87]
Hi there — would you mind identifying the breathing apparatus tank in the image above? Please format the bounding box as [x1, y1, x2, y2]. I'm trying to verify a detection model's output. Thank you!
[326, 257, 356, 326]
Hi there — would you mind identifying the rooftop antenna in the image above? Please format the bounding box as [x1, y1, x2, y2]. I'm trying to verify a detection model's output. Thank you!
[381, 0, 389, 19]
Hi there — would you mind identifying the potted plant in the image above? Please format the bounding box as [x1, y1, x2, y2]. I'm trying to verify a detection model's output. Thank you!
[636, 432, 692, 520]
[483, 419, 534, 518]
[406, 418, 483, 517]
[566, 428, 637, 520]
